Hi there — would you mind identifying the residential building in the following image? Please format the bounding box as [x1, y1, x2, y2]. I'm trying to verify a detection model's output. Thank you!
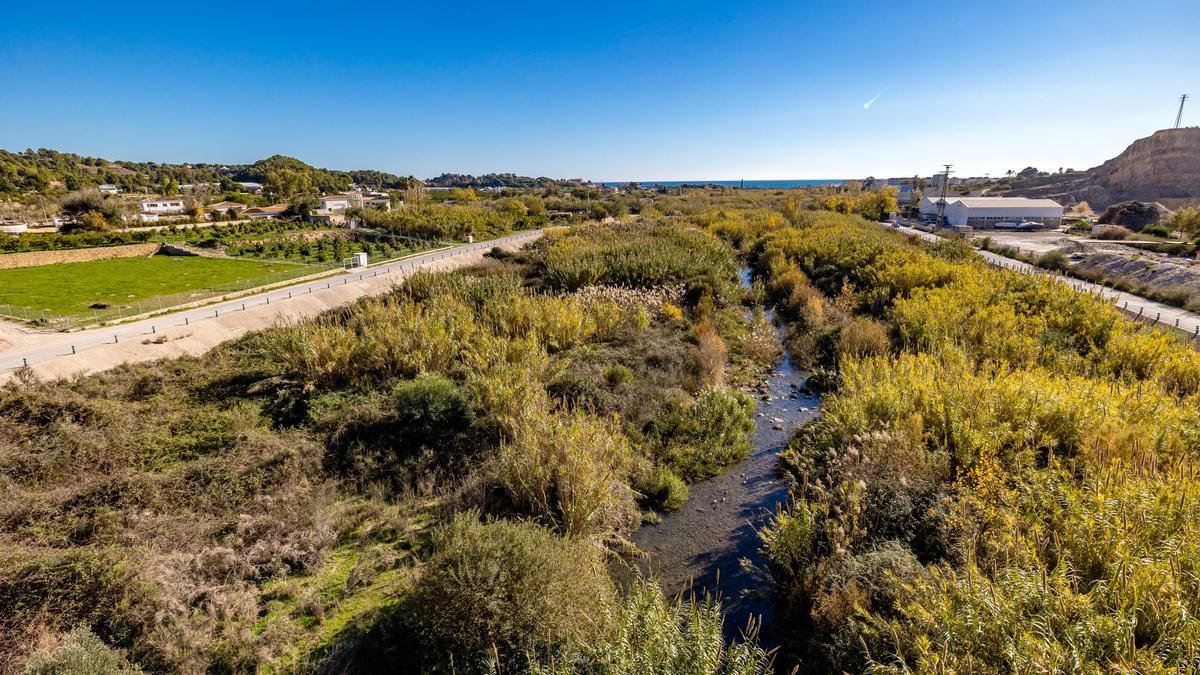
[918, 196, 1063, 228]
[139, 198, 186, 215]
[205, 200, 251, 216]
[318, 190, 392, 212]
[319, 195, 353, 212]
[243, 204, 289, 219]
[237, 182, 264, 194]
[895, 183, 919, 204]
[98, 184, 120, 194]
[308, 212, 347, 225]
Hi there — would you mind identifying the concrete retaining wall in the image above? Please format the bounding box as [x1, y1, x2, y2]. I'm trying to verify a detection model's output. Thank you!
[0, 243, 161, 270]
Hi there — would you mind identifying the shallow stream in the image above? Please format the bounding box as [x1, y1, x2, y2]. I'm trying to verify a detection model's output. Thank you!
[632, 299, 821, 640]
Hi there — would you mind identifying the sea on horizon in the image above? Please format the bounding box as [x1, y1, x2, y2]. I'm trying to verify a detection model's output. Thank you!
[611, 179, 844, 189]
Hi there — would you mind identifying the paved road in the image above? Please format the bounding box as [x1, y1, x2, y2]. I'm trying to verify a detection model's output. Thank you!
[0, 231, 541, 376]
[894, 224, 1200, 338]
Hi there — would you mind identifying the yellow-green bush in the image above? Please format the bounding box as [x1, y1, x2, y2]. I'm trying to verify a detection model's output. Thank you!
[497, 410, 637, 537]
[757, 213, 1200, 671]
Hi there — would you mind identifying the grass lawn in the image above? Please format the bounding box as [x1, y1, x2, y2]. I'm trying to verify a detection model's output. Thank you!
[0, 255, 309, 316]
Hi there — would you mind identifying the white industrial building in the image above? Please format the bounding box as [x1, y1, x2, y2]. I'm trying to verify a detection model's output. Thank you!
[918, 196, 1063, 228]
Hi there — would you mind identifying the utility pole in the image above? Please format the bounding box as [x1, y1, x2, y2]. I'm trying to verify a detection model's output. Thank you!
[1176, 94, 1189, 128]
[936, 164, 952, 226]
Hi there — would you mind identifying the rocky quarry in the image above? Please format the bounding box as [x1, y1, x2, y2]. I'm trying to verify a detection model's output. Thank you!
[1005, 127, 1200, 210]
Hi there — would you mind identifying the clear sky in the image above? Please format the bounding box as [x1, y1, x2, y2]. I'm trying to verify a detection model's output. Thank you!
[2, 1, 1197, 181]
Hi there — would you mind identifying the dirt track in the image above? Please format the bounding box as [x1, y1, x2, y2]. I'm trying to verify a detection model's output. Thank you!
[0, 231, 541, 382]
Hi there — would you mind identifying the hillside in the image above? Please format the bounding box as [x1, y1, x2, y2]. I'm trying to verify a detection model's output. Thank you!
[1004, 127, 1200, 209]
[0, 150, 586, 198]
[424, 172, 587, 188]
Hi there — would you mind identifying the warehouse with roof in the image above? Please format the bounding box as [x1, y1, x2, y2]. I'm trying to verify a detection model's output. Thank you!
[918, 196, 1063, 228]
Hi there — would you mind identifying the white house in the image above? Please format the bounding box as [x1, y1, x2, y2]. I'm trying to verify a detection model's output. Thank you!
[98, 184, 120, 194]
[139, 198, 186, 215]
[237, 182, 264, 194]
[319, 195, 353, 211]
[918, 196, 1063, 228]
[319, 191, 392, 212]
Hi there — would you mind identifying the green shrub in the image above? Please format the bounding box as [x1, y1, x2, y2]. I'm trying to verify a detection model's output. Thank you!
[403, 514, 616, 672]
[390, 374, 474, 447]
[1035, 248, 1069, 271]
[654, 387, 755, 481]
[319, 378, 479, 492]
[604, 364, 636, 385]
[633, 464, 689, 511]
[547, 369, 615, 410]
[22, 627, 137, 675]
[538, 223, 738, 298]
[576, 579, 773, 675]
[1172, 206, 1200, 235]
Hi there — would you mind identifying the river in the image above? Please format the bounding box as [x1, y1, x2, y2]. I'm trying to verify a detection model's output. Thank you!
[632, 302, 821, 642]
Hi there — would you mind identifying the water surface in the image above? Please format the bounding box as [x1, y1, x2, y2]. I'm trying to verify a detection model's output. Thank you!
[632, 316, 820, 640]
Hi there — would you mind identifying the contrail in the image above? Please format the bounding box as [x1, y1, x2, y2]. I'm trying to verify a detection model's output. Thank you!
[863, 87, 889, 110]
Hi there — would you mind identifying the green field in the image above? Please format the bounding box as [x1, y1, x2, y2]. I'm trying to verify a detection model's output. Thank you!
[0, 255, 309, 317]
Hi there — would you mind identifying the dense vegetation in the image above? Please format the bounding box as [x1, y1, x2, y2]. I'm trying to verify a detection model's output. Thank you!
[363, 202, 547, 240]
[750, 213, 1200, 671]
[7, 183, 1199, 672]
[0, 149, 577, 199]
[425, 172, 586, 189]
[223, 232, 427, 265]
[0, 228, 157, 254]
[0, 148, 226, 196]
[0, 220, 775, 672]
[0, 150, 418, 199]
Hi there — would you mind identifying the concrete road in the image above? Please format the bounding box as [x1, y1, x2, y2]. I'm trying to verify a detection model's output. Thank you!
[0, 231, 542, 380]
[893, 224, 1200, 338]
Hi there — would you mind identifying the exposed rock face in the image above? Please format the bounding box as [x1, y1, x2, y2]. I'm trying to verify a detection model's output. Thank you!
[1096, 200, 1163, 230]
[1006, 128, 1200, 209]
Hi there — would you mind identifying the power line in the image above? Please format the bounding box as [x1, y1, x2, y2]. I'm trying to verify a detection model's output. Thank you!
[1176, 94, 1189, 128]
[936, 164, 952, 226]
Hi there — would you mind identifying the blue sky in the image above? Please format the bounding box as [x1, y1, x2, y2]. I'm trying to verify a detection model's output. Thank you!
[2, 1, 1197, 181]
